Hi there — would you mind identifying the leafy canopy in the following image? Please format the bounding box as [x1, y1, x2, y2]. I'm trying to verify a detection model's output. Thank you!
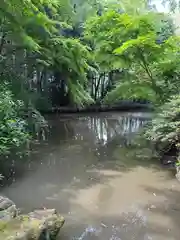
[85, 10, 179, 103]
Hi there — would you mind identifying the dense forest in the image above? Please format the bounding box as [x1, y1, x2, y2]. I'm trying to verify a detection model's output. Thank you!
[1, 0, 180, 167]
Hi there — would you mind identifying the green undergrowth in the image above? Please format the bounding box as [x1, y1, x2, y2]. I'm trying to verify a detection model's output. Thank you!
[145, 95, 180, 165]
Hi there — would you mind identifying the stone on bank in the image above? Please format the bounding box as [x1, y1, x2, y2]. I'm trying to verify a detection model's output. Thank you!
[0, 196, 65, 240]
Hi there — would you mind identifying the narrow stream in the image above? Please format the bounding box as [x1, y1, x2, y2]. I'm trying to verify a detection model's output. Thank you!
[1, 112, 180, 240]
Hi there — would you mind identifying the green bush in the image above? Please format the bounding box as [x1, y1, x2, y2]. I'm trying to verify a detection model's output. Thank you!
[145, 95, 180, 155]
[0, 86, 30, 155]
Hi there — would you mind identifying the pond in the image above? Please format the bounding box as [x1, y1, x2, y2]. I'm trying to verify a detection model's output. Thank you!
[1, 111, 180, 240]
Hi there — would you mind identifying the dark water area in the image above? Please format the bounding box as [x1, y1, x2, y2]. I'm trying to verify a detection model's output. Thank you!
[1, 112, 180, 240]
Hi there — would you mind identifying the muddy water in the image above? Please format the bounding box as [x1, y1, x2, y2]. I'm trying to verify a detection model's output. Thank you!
[1, 112, 180, 240]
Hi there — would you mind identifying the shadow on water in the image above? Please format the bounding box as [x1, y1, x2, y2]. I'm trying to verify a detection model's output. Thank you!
[1, 111, 180, 240]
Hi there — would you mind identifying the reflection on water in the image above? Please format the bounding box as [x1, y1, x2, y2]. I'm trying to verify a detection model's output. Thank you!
[1, 112, 180, 240]
[87, 113, 144, 143]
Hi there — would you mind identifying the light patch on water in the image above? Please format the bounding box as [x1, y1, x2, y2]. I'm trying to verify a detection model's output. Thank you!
[73, 226, 102, 240]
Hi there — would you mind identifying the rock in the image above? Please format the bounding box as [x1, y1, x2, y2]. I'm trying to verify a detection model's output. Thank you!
[0, 196, 65, 240]
[0, 208, 65, 240]
[175, 166, 180, 181]
[0, 196, 17, 221]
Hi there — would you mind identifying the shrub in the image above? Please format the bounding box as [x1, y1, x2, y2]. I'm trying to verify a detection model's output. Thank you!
[145, 95, 180, 161]
[0, 86, 30, 155]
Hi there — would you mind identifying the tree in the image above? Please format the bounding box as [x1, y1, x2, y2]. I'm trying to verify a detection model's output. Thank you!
[162, 0, 180, 13]
[0, 0, 96, 157]
[85, 10, 178, 103]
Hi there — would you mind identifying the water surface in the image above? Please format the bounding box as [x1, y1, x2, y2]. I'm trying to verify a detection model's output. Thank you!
[1, 112, 180, 240]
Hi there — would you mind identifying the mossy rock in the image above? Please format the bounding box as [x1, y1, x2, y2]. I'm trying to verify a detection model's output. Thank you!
[0, 196, 17, 221]
[0, 209, 65, 240]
